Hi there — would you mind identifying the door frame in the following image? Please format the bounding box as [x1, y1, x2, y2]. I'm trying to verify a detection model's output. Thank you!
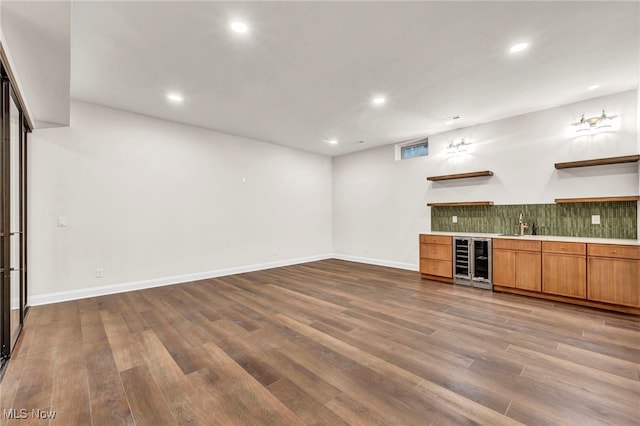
[0, 66, 29, 377]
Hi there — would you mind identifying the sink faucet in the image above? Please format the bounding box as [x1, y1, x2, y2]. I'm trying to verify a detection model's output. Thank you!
[519, 213, 528, 235]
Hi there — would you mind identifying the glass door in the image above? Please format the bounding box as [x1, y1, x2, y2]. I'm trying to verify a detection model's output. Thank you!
[454, 238, 470, 278]
[472, 239, 490, 280]
[1, 78, 8, 360]
[0, 71, 28, 370]
[20, 122, 27, 318]
[8, 89, 22, 349]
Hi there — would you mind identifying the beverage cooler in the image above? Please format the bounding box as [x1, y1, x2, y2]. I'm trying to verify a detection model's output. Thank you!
[453, 237, 492, 290]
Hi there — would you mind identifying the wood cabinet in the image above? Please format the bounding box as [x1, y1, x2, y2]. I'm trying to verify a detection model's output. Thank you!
[492, 238, 639, 314]
[587, 244, 640, 308]
[419, 234, 453, 283]
[493, 239, 541, 291]
[542, 242, 586, 299]
[420, 234, 640, 314]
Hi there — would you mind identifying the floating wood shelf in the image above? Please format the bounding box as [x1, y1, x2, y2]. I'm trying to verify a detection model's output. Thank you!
[555, 155, 640, 170]
[427, 170, 494, 181]
[427, 201, 494, 207]
[554, 196, 640, 204]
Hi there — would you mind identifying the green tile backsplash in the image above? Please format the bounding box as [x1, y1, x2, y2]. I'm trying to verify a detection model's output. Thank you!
[431, 202, 637, 239]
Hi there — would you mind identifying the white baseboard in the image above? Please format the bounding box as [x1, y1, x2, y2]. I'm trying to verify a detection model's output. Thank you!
[331, 253, 419, 272]
[29, 253, 418, 306]
[29, 253, 333, 306]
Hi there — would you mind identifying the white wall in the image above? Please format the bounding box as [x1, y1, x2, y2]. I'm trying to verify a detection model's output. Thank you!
[333, 89, 638, 268]
[26, 90, 640, 301]
[28, 101, 333, 302]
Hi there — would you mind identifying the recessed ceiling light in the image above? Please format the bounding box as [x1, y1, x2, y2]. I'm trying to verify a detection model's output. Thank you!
[326, 139, 338, 145]
[230, 21, 249, 34]
[372, 96, 386, 105]
[587, 84, 600, 91]
[167, 93, 184, 103]
[509, 42, 529, 53]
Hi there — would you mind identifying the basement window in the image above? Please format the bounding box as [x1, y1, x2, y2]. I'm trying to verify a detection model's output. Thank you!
[396, 138, 429, 160]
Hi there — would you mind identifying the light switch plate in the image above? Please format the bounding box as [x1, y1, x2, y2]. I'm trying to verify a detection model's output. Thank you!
[452, 215, 458, 223]
[57, 216, 67, 227]
[592, 214, 601, 225]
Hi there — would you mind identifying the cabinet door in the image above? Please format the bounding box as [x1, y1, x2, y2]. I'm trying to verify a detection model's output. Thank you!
[515, 251, 541, 292]
[420, 259, 453, 278]
[493, 249, 515, 287]
[588, 257, 640, 307]
[542, 253, 586, 298]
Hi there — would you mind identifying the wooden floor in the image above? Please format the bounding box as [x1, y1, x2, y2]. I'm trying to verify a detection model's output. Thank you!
[0, 259, 638, 425]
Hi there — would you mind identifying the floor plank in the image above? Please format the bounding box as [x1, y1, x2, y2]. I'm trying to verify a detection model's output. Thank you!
[120, 365, 177, 426]
[49, 343, 92, 425]
[83, 338, 135, 426]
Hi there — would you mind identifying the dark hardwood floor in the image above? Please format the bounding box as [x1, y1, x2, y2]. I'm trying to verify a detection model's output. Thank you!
[1, 259, 638, 425]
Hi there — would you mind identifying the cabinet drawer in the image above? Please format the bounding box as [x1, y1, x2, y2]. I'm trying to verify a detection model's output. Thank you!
[588, 244, 640, 260]
[493, 238, 541, 251]
[420, 258, 453, 278]
[420, 234, 452, 246]
[542, 241, 586, 255]
[420, 243, 452, 261]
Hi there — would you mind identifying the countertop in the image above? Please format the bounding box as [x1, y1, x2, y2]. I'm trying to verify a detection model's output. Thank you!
[422, 231, 640, 246]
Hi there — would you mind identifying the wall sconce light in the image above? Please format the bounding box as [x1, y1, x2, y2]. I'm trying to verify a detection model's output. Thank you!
[572, 110, 617, 133]
[446, 138, 470, 154]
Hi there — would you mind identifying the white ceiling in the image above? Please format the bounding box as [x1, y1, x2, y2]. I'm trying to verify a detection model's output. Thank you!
[1, 0, 71, 128]
[70, 1, 639, 156]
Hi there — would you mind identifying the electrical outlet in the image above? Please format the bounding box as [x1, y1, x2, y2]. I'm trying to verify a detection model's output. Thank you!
[95, 268, 104, 278]
[591, 215, 601, 225]
[452, 216, 458, 223]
